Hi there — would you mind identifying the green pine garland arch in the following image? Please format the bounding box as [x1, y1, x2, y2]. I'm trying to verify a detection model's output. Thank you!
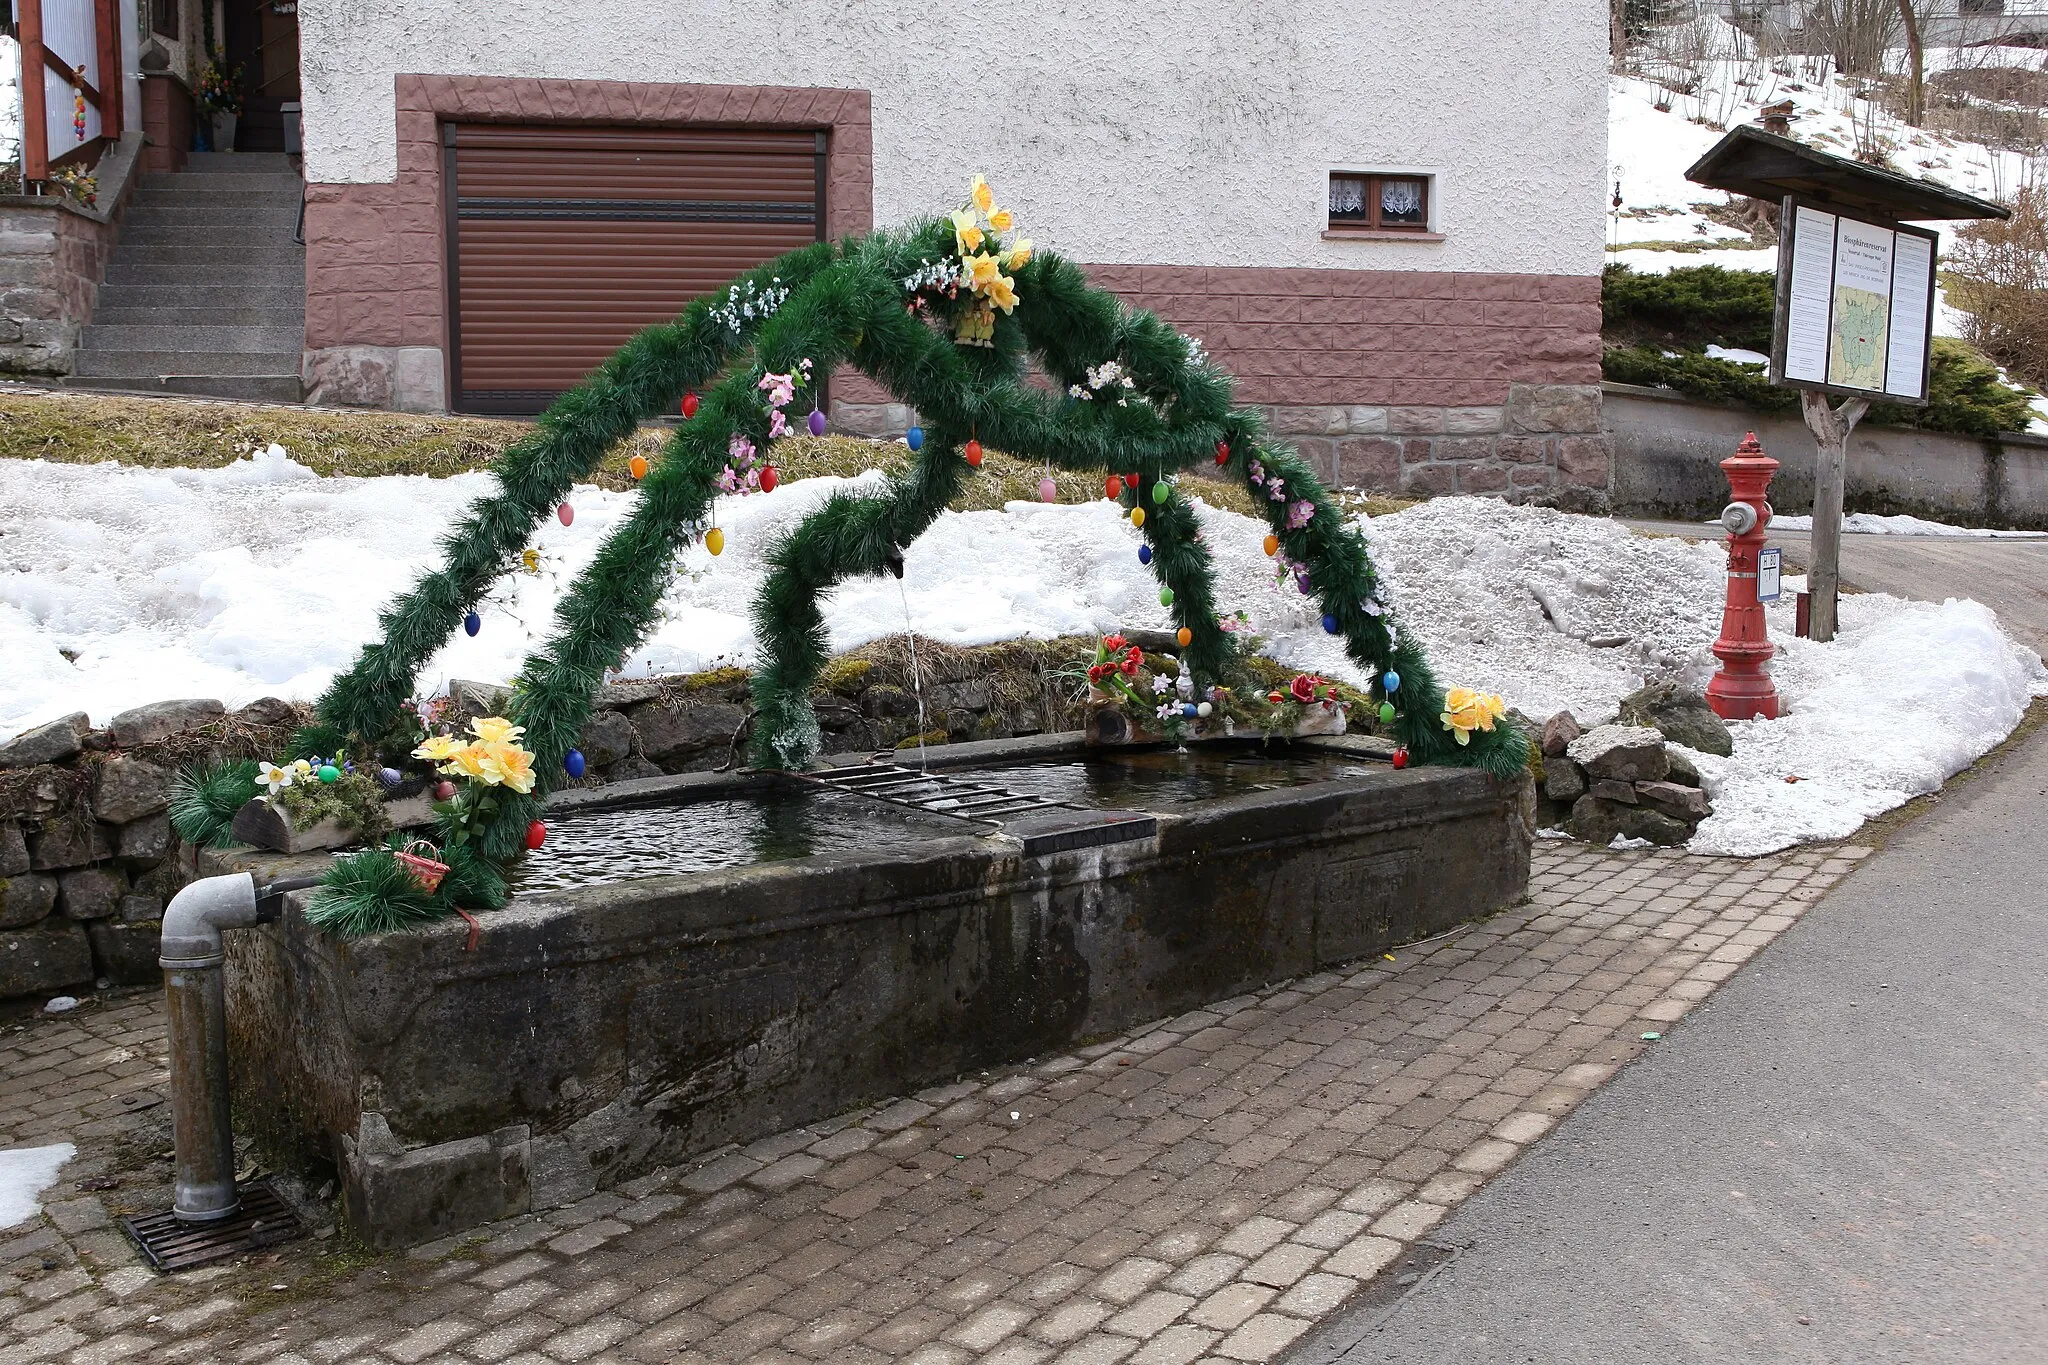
[294, 186, 1527, 926]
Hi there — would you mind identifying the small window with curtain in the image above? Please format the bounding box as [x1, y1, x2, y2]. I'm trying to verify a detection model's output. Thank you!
[151, 0, 180, 39]
[1327, 172, 1436, 237]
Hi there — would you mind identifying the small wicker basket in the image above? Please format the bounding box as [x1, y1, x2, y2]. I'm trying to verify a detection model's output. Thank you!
[394, 841, 449, 894]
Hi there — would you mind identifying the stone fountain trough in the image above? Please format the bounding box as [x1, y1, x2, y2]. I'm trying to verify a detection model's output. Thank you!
[208, 733, 1532, 1247]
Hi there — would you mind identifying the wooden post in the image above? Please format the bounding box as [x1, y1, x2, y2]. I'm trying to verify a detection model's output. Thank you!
[1800, 389, 1868, 644]
[18, 0, 48, 182]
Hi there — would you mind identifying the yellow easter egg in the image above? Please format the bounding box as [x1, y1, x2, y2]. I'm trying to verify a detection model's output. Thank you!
[706, 527, 725, 556]
[1130, 507, 1146, 528]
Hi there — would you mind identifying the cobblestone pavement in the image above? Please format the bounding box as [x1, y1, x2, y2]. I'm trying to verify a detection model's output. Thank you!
[0, 839, 1868, 1365]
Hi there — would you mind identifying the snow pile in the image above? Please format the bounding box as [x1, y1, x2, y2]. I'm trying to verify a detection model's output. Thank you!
[1767, 511, 2048, 539]
[0, 1143, 74, 1231]
[1690, 594, 2046, 856]
[4, 450, 2043, 855]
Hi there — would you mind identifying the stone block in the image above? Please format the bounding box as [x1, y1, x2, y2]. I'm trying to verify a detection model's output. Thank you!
[1566, 725, 1670, 784]
[1541, 711, 1582, 757]
[1345, 406, 1389, 433]
[1333, 438, 1400, 489]
[0, 921, 94, 998]
[1541, 761, 1585, 803]
[1290, 436, 1336, 481]
[119, 892, 164, 922]
[930, 680, 992, 712]
[1637, 780, 1710, 820]
[94, 757, 173, 824]
[1617, 682, 1734, 758]
[57, 866, 126, 920]
[0, 713, 87, 769]
[1506, 383, 1601, 434]
[0, 822, 26, 876]
[0, 768, 70, 823]
[628, 700, 748, 763]
[1444, 407, 1503, 434]
[116, 813, 172, 865]
[1270, 405, 1348, 436]
[302, 345, 393, 408]
[1400, 464, 1455, 496]
[1497, 436, 1552, 465]
[1389, 406, 1446, 434]
[0, 873, 59, 928]
[342, 1118, 532, 1250]
[108, 699, 224, 749]
[577, 710, 636, 770]
[1565, 795, 1690, 847]
[1458, 463, 1509, 493]
[450, 678, 513, 719]
[1587, 779, 1637, 804]
[234, 696, 298, 727]
[1557, 435, 1612, 488]
[86, 918, 163, 986]
[862, 683, 919, 720]
[1435, 437, 1495, 464]
[30, 817, 110, 871]
[392, 347, 446, 414]
[1665, 749, 1702, 788]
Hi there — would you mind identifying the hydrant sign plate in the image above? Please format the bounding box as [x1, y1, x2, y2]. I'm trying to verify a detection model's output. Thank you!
[1758, 546, 1782, 603]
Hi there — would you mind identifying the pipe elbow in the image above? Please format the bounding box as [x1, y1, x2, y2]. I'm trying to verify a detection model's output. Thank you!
[159, 873, 260, 969]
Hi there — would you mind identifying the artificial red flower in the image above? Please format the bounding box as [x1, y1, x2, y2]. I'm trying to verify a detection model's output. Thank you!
[1267, 690, 1285, 704]
[1120, 647, 1142, 676]
[1103, 633, 1127, 653]
[1087, 663, 1112, 685]
[1288, 674, 1319, 705]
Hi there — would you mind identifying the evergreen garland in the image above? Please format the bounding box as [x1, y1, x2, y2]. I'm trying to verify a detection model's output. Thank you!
[293, 185, 1526, 928]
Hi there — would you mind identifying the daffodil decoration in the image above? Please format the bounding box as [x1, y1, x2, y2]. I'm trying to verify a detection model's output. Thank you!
[937, 175, 1030, 347]
[1439, 688, 1508, 745]
[412, 717, 539, 795]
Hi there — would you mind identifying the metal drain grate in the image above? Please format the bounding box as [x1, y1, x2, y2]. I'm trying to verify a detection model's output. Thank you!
[803, 762, 1079, 824]
[120, 1179, 308, 1273]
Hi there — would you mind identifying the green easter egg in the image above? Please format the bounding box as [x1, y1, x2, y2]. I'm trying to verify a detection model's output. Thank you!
[1159, 587, 1175, 606]
[1377, 702, 1396, 724]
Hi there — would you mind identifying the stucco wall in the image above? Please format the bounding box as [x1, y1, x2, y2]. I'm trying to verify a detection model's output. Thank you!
[297, 0, 1607, 278]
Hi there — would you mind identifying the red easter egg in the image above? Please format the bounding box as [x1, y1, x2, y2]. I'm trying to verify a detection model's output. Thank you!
[433, 781, 456, 801]
[525, 820, 547, 850]
[1215, 440, 1230, 465]
[681, 392, 700, 418]
[1391, 747, 1410, 770]
[964, 439, 984, 468]
[1106, 475, 1124, 500]
[557, 503, 574, 526]
[759, 465, 779, 493]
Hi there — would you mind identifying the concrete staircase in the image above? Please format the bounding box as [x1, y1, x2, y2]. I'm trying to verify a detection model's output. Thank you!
[71, 152, 305, 403]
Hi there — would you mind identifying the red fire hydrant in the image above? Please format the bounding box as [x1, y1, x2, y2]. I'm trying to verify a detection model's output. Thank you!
[1707, 432, 1780, 721]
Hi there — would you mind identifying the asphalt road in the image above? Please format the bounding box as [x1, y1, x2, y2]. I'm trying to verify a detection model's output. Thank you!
[1286, 720, 2048, 1365]
[1627, 519, 2048, 660]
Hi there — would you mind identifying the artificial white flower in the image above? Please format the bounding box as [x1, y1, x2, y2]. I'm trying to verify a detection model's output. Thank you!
[258, 762, 293, 797]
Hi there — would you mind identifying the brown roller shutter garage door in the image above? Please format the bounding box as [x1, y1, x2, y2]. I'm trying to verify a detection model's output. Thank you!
[445, 123, 826, 415]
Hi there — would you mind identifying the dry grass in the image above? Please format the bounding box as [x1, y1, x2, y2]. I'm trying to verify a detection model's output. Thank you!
[0, 387, 1304, 516]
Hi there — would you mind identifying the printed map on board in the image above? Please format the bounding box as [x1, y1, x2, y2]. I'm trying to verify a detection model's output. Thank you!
[1827, 286, 1890, 391]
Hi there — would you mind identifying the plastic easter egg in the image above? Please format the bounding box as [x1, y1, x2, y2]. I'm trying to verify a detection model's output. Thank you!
[1295, 572, 1312, 595]
[316, 764, 341, 784]
[1382, 670, 1400, 693]
[1152, 480, 1170, 503]
[564, 749, 587, 779]
[964, 439, 984, 468]
[1130, 507, 1145, 528]
[681, 392, 700, 418]
[1322, 614, 1340, 634]
[705, 527, 725, 556]
[557, 503, 574, 527]
[808, 408, 827, 436]
[1378, 702, 1397, 724]
[1197, 701, 1213, 718]
[1263, 534, 1279, 556]
[463, 611, 481, 637]
[525, 820, 547, 851]
[433, 781, 457, 802]
[1137, 544, 1152, 565]
[1176, 627, 1192, 647]
[1038, 476, 1058, 503]
[1159, 587, 1175, 606]
[759, 465, 779, 493]
[906, 425, 925, 451]
[1106, 474, 1124, 499]
[1181, 703, 1199, 718]
[1392, 746, 1409, 770]
[1215, 440, 1230, 465]
[377, 767, 402, 789]
[629, 454, 649, 480]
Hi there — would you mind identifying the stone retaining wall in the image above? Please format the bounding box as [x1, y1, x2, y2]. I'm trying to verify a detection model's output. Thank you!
[0, 132, 144, 378]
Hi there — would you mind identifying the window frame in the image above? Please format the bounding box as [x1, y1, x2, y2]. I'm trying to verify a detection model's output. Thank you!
[1324, 169, 1443, 242]
[150, 0, 181, 40]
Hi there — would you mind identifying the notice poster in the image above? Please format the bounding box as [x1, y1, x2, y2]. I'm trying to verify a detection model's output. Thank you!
[1773, 202, 1938, 403]
[1781, 206, 1836, 385]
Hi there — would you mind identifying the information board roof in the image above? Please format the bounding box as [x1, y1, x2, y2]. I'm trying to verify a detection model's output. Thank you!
[1686, 125, 2010, 222]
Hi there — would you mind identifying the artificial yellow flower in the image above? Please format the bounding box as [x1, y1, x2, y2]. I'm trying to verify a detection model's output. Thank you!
[970, 175, 995, 215]
[441, 743, 491, 781]
[965, 252, 1003, 290]
[1439, 687, 1507, 745]
[950, 208, 983, 255]
[1002, 238, 1033, 270]
[988, 206, 1013, 233]
[477, 741, 537, 794]
[985, 273, 1019, 313]
[468, 715, 525, 745]
[412, 733, 462, 761]
[290, 758, 314, 778]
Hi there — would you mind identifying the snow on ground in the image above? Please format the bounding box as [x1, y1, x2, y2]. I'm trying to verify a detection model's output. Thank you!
[1767, 512, 2048, 538]
[4, 449, 2044, 856]
[0, 1142, 73, 1231]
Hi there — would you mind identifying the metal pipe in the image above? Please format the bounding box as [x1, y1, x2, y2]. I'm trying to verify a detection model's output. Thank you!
[159, 873, 259, 1223]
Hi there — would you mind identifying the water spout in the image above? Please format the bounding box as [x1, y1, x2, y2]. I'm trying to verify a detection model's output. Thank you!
[898, 580, 930, 773]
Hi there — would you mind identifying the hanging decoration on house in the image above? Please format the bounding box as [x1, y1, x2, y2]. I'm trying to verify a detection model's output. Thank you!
[71, 67, 86, 141]
[174, 176, 1524, 933]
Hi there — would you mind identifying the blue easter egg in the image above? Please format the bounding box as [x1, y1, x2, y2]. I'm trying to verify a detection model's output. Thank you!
[1382, 670, 1400, 693]
[906, 425, 925, 451]
[564, 749, 587, 779]
[1138, 544, 1152, 565]
[464, 611, 481, 637]
[1181, 703, 1199, 718]
[377, 767, 402, 789]
[1322, 614, 1340, 634]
